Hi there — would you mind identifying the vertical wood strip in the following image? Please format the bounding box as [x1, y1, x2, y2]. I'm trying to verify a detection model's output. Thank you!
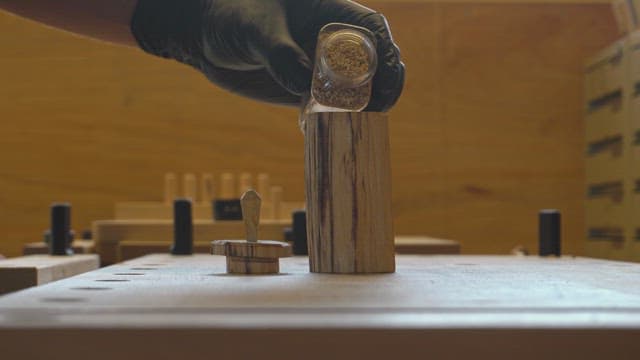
[304, 112, 395, 273]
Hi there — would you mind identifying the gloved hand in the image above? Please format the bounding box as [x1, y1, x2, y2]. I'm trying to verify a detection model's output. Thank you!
[131, 0, 404, 111]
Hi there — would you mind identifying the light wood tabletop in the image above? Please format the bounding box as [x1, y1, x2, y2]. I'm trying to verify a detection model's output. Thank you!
[1, 254, 640, 359]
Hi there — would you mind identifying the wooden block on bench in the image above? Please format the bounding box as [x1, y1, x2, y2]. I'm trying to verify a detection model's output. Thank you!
[22, 241, 95, 256]
[394, 236, 460, 254]
[0, 254, 99, 295]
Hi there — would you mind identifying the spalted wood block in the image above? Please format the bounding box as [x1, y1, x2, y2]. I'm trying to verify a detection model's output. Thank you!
[22, 241, 95, 256]
[0, 254, 99, 295]
[304, 112, 395, 273]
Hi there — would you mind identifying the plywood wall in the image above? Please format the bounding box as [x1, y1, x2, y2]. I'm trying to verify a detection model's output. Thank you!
[0, 2, 619, 257]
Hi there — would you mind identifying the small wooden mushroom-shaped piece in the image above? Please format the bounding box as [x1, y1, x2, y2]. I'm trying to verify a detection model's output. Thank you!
[211, 190, 291, 274]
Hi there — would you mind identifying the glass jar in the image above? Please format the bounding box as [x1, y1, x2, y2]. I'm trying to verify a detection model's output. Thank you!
[305, 23, 378, 113]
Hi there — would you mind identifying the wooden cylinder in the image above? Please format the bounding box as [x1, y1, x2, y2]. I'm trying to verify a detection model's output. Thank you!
[257, 173, 270, 201]
[183, 173, 197, 201]
[200, 173, 215, 204]
[163, 173, 177, 204]
[238, 172, 253, 195]
[270, 186, 283, 220]
[304, 112, 395, 273]
[219, 173, 236, 199]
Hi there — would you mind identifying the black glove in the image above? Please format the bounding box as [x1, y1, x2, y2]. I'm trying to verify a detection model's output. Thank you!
[130, 0, 404, 111]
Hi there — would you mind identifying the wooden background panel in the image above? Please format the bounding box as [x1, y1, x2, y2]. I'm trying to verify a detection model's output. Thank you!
[434, 3, 618, 253]
[377, 2, 449, 240]
[0, 2, 619, 258]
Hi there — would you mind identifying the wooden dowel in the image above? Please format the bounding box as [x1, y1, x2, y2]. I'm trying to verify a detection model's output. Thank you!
[241, 190, 261, 243]
[220, 173, 236, 199]
[304, 112, 395, 273]
[270, 186, 283, 221]
[238, 172, 253, 195]
[183, 173, 197, 201]
[201, 173, 215, 204]
[164, 173, 177, 204]
[257, 173, 270, 201]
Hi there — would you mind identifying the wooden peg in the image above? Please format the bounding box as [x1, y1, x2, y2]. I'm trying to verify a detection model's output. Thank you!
[212, 190, 292, 275]
[241, 190, 261, 243]
[171, 199, 193, 255]
[201, 173, 215, 204]
[257, 173, 270, 201]
[50, 203, 72, 256]
[270, 185, 283, 220]
[220, 173, 236, 199]
[164, 173, 177, 204]
[183, 173, 197, 201]
[238, 173, 253, 195]
[304, 112, 395, 273]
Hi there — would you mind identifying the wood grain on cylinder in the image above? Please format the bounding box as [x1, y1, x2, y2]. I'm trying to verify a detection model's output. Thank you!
[211, 240, 292, 275]
[304, 112, 395, 273]
[226, 256, 279, 274]
[211, 240, 291, 259]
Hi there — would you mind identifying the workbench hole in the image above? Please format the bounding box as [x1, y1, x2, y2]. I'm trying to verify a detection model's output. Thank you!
[113, 273, 145, 276]
[95, 279, 130, 282]
[208, 273, 291, 277]
[41, 297, 87, 303]
[69, 287, 112, 291]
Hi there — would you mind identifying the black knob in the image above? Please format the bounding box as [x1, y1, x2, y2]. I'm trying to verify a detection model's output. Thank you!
[50, 203, 73, 256]
[283, 227, 294, 242]
[81, 229, 92, 241]
[539, 209, 561, 256]
[292, 210, 308, 255]
[172, 198, 193, 255]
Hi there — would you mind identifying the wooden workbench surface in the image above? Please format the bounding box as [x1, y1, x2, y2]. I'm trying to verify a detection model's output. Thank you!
[0, 254, 100, 295]
[1, 255, 640, 359]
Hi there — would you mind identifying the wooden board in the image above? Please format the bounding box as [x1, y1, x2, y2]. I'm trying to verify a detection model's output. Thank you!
[115, 201, 304, 221]
[394, 236, 460, 254]
[1, 254, 640, 359]
[0, 3, 620, 258]
[22, 240, 95, 255]
[0, 254, 99, 295]
[93, 219, 290, 265]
